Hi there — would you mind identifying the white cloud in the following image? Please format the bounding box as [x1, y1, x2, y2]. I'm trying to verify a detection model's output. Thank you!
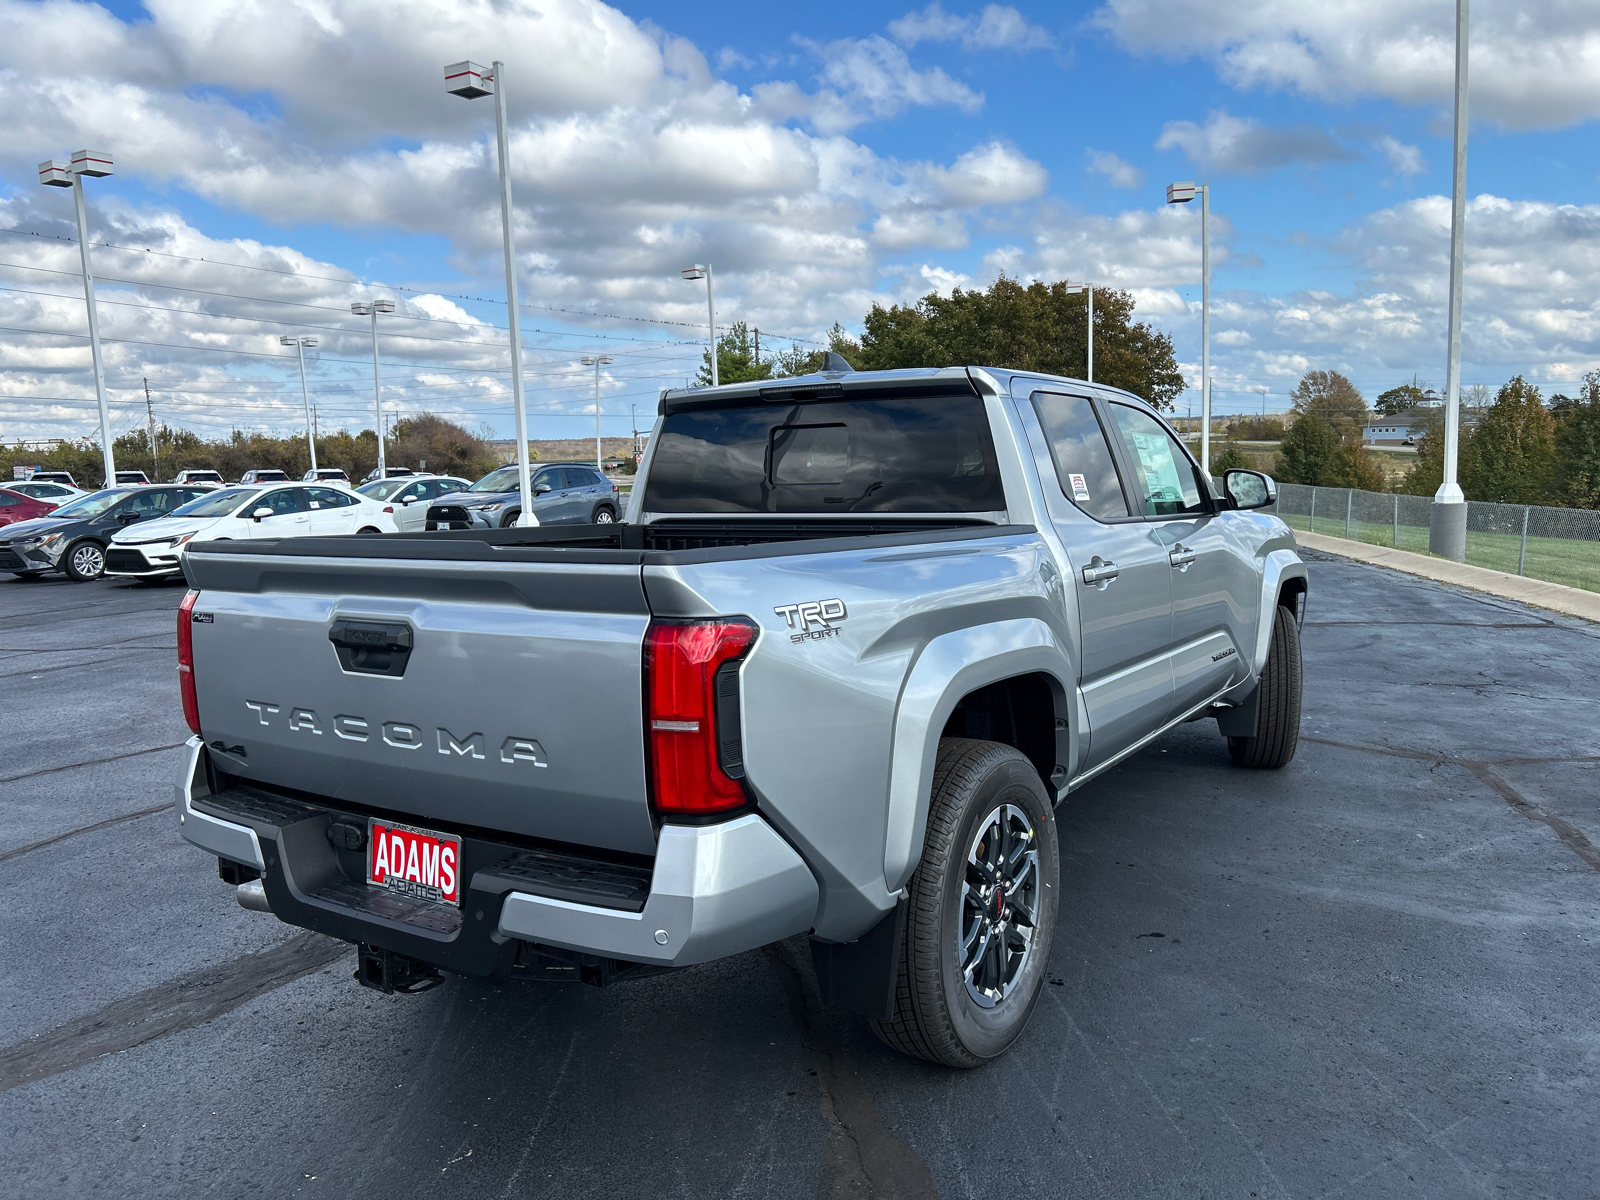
[1093, 0, 1600, 130]
[798, 35, 985, 134]
[1155, 110, 1355, 176]
[922, 141, 1049, 207]
[1086, 149, 1146, 189]
[1375, 135, 1427, 179]
[888, 3, 1055, 52]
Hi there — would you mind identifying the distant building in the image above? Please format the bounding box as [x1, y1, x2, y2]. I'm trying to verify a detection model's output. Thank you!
[1362, 406, 1476, 447]
[1417, 389, 1443, 408]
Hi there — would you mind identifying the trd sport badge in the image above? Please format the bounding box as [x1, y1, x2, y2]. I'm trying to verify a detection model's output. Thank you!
[774, 598, 848, 644]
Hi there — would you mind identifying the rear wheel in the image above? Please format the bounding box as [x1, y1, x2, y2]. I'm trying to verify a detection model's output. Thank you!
[871, 738, 1058, 1068]
[62, 540, 105, 582]
[592, 505, 616, 524]
[1227, 605, 1302, 769]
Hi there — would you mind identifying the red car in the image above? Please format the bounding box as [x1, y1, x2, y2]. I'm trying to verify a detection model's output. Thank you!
[0, 488, 59, 526]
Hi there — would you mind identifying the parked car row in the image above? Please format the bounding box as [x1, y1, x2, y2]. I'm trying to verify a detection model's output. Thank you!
[0, 464, 627, 582]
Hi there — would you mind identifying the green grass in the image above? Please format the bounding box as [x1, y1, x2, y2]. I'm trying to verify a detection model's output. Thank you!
[1278, 513, 1600, 594]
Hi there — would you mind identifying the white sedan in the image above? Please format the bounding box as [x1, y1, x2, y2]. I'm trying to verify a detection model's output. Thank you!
[103, 482, 398, 580]
[356, 474, 473, 533]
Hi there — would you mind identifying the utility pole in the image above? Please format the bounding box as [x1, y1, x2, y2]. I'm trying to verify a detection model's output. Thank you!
[143, 377, 158, 481]
[754, 327, 760, 370]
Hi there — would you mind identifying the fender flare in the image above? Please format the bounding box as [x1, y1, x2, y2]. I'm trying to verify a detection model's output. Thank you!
[1250, 549, 1308, 677]
[881, 617, 1075, 894]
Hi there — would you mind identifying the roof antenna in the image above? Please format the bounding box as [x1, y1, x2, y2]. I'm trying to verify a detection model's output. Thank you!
[820, 351, 855, 373]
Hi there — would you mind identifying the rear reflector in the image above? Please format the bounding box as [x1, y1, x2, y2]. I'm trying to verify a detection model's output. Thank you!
[644, 620, 756, 815]
[178, 589, 200, 734]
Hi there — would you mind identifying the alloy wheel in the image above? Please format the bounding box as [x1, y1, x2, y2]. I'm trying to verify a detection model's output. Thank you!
[71, 543, 105, 579]
[959, 803, 1041, 1008]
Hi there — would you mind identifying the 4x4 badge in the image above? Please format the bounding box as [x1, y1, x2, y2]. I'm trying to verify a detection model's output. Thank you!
[774, 598, 847, 644]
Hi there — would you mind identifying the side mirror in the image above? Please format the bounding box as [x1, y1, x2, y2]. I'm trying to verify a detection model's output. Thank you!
[1223, 469, 1276, 511]
[534, 483, 552, 496]
[252, 506, 274, 521]
[118, 511, 142, 524]
[401, 495, 418, 505]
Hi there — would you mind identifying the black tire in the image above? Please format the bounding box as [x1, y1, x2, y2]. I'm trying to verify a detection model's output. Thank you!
[499, 510, 520, 529]
[10, 571, 45, 581]
[592, 505, 616, 524]
[1227, 605, 1302, 769]
[871, 738, 1059, 1068]
[356, 526, 382, 535]
[61, 540, 106, 582]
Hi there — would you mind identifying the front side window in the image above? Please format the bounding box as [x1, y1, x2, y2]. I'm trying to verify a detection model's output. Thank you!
[248, 489, 304, 518]
[1109, 404, 1208, 518]
[1030, 392, 1131, 521]
[644, 393, 1005, 514]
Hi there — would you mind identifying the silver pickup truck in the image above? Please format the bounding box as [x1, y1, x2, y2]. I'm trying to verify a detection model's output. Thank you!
[173, 364, 1306, 1068]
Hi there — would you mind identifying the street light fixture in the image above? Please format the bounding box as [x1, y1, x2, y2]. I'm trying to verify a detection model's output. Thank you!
[681, 264, 716, 387]
[581, 355, 613, 472]
[1064, 281, 1095, 383]
[1166, 179, 1211, 474]
[350, 300, 396, 477]
[280, 336, 320, 472]
[40, 149, 116, 489]
[446, 59, 535, 526]
[1430, 0, 1471, 561]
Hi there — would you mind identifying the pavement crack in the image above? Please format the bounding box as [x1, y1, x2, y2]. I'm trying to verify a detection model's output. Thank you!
[762, 939, 940, 1200]
[0, 801, 174, 865]
[1303, 736, 1600, 874]
[0, 932, 345, 1092]
[0, 741, 187, 786]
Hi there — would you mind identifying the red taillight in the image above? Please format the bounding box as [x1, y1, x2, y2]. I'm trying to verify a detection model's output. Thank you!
[178, 589, 201, 734]
[383, 505, 395, 513]
[644, 620, 756, 815]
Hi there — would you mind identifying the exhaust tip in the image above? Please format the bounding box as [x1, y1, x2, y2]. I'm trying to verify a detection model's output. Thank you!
[236, 878, 272, 913]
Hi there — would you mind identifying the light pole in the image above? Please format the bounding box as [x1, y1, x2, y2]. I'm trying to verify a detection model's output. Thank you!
[1065, 281, 1095, 382]
[350, 300, 395, 477]
[682, 264, 717, 386]
[1166, 180, 1210, 473]
[40, 150, 116, 489]
[1430, 0, 1471, 561]
[581, 355, 613, 471]
[446, 60, 535, 526]
[280, 335, 320, 473]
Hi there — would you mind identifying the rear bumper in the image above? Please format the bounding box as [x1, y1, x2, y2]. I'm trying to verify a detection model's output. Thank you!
[174, 737, 819, 972]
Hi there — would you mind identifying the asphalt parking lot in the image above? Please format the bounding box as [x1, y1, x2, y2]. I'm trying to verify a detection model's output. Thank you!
[1, 553, 1597, 1199]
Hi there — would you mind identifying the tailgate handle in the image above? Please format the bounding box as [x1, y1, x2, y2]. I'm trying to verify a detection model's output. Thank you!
[329, 619, 413, 677]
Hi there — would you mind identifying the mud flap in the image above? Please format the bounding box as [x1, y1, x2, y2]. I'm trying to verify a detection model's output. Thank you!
[809, 898, 906, 1021]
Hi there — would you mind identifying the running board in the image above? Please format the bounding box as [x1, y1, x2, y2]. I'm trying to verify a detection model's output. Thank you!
[1065, 682, 1234, 793]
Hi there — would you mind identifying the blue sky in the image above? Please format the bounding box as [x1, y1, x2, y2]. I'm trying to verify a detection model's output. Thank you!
[0, 0, 1597, 444]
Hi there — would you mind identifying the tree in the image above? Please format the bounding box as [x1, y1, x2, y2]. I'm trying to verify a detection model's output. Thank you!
[1553, 370, 1600, 508]
[1209, 434, 1251, 475]
[1459, 375, 1556, 505]
[1290, 370, 1369, 441]
[850, 276, 1185, 408]
[1275, 414, 1342, 485]
[1375, 381, 1424, 416]
[696, 321, 775, 386]
[1398, 408, 1447, 496]
[1229, 414, 1286, 442]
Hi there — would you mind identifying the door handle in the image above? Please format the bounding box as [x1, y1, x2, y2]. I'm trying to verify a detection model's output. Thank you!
[1169, 544, 1196, 570]
[1081, 558, 1120, 588]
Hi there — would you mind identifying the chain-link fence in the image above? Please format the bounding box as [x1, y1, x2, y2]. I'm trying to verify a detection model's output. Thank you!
[1270, 484, 1600, 594]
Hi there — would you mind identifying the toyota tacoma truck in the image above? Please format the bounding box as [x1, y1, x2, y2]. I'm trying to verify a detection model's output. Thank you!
[173, 364, 1306, 1068]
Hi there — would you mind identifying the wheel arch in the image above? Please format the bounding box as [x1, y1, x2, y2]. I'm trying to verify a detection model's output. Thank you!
[882, 618, 1075, 895]
[1250, 550, 1308, 677]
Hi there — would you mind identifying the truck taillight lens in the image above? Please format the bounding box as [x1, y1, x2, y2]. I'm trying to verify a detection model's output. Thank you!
[644, 619, 756, 815]
[178, 588, 200, 734]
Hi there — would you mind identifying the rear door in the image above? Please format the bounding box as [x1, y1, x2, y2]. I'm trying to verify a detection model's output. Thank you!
[1024, 391, 1174, 772]
[1104, 403, 1254, 719]
[305, 487, 355, 535]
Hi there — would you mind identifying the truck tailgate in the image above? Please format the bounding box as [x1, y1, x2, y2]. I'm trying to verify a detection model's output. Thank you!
[183, 548, 656, 857]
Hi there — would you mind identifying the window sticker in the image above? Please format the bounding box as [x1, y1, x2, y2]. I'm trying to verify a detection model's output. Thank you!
[1068, 472, 1092, 502]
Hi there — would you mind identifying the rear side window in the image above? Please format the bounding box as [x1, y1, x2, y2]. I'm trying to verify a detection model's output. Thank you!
[1030, 392, 1130, 521]
[643, 394, 1005, 514]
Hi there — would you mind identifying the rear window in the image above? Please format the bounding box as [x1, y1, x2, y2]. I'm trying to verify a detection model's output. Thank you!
[643, 395, 1005, 514]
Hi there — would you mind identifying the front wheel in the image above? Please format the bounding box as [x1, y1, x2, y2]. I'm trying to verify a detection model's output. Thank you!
[10, 571, 45, 581]
[871, 738, 1059, 1068]
[1227, 605, 1302, 769]
[356, 526, 382, 535]
[62, 540, 106, 582]
[499, 511, 521, 529]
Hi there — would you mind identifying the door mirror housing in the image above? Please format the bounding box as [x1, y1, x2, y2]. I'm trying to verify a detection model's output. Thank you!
[401, 495, 417, 505]
[252, 506, 275, 522]
[533, 483, 552, 496]
[118, 511, 142, 524]
[1222, 469, 1276, 511]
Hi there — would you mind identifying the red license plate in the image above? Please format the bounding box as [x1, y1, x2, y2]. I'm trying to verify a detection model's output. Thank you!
[367, 820, 462, 906]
